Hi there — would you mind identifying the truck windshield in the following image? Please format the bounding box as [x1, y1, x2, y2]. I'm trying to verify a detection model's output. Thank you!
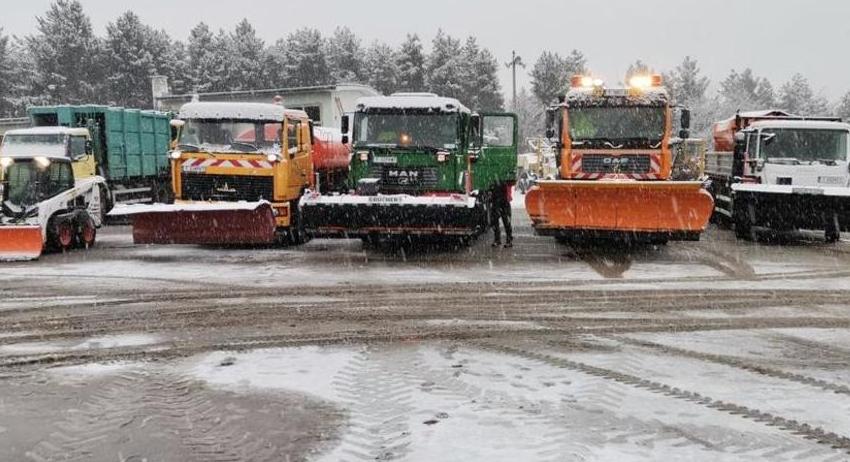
[178, 120, 282, 153]
[568, 106, 666, 143]
[1, 134, 68, 158]
[759, 128, 849, 163]
[2, 159, 72, 208]
[354, 113, 458, 149]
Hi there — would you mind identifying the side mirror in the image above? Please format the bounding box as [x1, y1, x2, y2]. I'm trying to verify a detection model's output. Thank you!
[85, 140, 93, 155]
[340, 115, 350, 135]
[734, 132, 747, 155]
[680, 109, 691, 131]
[470, 114, 482, 147]
[545, 109, 556, 140]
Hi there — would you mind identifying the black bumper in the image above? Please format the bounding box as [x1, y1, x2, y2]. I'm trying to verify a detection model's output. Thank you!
[735, 191, 850, 231]
[302, 202, 487, 237]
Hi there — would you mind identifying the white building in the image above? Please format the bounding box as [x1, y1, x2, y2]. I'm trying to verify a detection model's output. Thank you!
[155, 83, 379, 129]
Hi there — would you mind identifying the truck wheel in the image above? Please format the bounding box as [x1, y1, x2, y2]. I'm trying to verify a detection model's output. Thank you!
[99, 185, 114, 215]
[733, 198, 756, 241]
[825, 215, 840, 243]
[78, 217, 97, 249]
[287, 201, 310, 246]
[48, 217, 75, 252]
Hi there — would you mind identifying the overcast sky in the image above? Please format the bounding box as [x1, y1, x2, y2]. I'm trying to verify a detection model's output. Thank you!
[5, 0, 850, 100]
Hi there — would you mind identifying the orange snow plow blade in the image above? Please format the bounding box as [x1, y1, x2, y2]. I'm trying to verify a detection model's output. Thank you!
[0, 226, 44, 261]
[526, 180, 714, 239]
[111, 202, 278, 245]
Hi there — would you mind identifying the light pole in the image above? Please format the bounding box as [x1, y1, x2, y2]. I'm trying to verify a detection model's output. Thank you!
[505, 51, 525, 111]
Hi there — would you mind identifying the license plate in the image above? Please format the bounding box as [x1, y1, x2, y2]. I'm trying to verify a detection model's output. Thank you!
[373, 156, 397, 164]
[182, 165, 206, 173]
[792, 187, 825, 195]
[368, 196, 403, 204]
[818, 176, 846, 185]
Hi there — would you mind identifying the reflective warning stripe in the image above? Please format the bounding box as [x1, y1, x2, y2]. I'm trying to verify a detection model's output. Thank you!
[181, 158, 273, 169]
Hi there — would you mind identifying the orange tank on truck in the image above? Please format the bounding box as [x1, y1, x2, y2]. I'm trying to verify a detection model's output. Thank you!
[525, 74, 714, 244]
[110, 102, 350, 246]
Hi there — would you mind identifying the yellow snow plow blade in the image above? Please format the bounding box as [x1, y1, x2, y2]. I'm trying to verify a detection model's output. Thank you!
[526, 180, 714, 239]
[0, 226, 44, 261]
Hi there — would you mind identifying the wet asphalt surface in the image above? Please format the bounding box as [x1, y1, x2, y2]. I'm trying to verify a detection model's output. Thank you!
[2, 209, 850, 461]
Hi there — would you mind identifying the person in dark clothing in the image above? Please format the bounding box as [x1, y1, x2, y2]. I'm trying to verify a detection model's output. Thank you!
[491, 183, 513, 248]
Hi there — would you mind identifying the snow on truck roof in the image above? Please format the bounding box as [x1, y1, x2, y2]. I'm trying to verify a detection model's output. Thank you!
[3, 127, 90, 137]
[564, 87, 669, 106]
[748, 119, 850, 131]
[356, 93, 470, 113]
[178, 102, 307, 121]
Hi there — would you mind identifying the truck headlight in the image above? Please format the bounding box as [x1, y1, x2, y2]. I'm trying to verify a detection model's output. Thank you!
[436, 151, 449, 163]
[0, 157, 12, 169]
[267, 153, 280, 163]
[358, 151, 369, 162]
[170, 150, 182, 160]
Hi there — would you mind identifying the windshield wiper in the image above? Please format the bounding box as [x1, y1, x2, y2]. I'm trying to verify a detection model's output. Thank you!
[231, 141, 259, 152]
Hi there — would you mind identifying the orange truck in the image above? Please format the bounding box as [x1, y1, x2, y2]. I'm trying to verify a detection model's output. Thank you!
[525, 74, 714, 244]
[111, 102, 348, 245]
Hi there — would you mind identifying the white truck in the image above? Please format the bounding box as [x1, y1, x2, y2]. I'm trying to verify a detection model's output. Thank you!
[706, 111, 850, 241]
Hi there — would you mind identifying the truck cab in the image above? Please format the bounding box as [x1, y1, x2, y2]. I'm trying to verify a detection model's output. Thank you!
[736, 120, 850, 188]
[301, 93, 518, 240]
[0, 127, 95, 180]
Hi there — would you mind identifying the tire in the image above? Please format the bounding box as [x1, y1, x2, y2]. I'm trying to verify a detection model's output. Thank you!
[825, 214, 840, 243]
[733, 196, 756, 241]
[78, 216, 97, 249]
[48, 217, 76, 252]
[99, 185, 114, 215]
[286, 201, 310, 246]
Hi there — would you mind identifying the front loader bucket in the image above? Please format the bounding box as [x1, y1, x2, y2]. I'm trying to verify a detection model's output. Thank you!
[526, 180, 714, 239]
[0, 226, 44, 261]
[111, 202, 278, 245]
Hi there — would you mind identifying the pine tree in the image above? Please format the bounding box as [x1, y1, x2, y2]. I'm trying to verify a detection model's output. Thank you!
[530, 50, 586, 106]
[103, 12, 159, 108]
[225, 19, 268, 91]
[0, 29, 12, 116]
[779, 73, 829, 116]
[327, 26, 365, 84]
[719, 68, 774, 110]
[186, 23, 218, 92]
[365, 41, 398, 95]
[426, 30, 464, 100]
[396, 34, 426, 92]
[459, 37, 503, 111]
[664, 56, 709, 107]
[278, 28, 330, 87]
[26, 0, 103, 104]
[836, 91, 850, 121]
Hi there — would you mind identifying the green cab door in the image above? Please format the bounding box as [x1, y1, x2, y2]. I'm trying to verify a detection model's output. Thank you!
[471, 113, 518, 192]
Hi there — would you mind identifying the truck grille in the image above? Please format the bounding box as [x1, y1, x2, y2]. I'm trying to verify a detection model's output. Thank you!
[181, 174, 274, 201]
[367, 166, 440, 192]
[581, 154, 652, 174]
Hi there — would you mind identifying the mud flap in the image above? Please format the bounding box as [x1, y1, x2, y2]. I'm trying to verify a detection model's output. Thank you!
[526, 180, 714, 238]
[112, 203, 278, 245]
[0, 226, 44, 261]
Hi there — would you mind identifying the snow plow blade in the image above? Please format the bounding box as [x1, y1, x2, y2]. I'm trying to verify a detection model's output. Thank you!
[111, 202, 277, 245]
[526, 180, 714, 240]
[0, 226, 44, 261]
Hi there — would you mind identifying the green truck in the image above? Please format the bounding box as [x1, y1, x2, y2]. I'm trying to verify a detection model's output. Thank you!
[25, 105, 174, 207]
[301, 93, 517, 242]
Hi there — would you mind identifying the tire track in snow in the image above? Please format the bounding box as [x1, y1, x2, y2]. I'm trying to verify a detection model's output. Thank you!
[480, 342, 850, 457]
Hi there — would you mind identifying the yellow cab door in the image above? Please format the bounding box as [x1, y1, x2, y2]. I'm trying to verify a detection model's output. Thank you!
[281, 117, 312, 201]
[69, 135, 96, 179]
